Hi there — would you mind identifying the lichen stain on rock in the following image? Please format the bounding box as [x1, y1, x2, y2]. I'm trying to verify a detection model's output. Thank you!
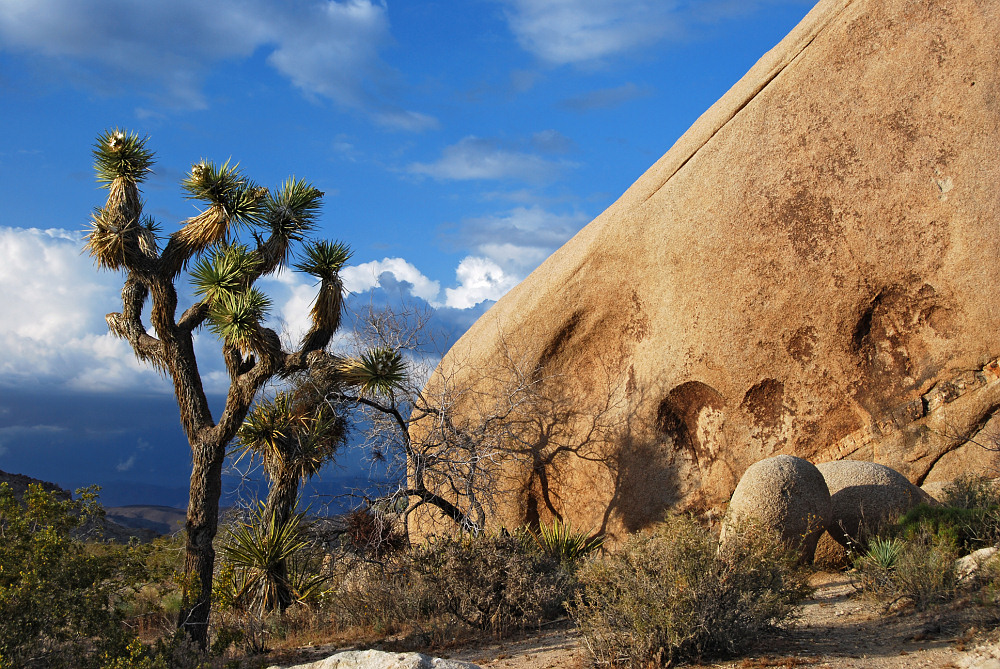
[849, 282, 955, 415]
[787, 326, 818, 364]
[773, 186, 844, 263]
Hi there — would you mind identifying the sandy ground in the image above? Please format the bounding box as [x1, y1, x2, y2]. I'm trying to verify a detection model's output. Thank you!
[276, 571, 1000, 668]
[445, 571, 1000, 669]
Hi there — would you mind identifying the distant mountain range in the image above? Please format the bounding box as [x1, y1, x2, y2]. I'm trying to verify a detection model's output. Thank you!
[104, 504, 187, 536]
[3, 467, 396, 542]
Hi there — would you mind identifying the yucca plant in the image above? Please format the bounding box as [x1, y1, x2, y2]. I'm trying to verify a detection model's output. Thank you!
[863, 536, 905, 571]
[218, 504, 325, 615]
[337, 347, 407, 398]
[530, 519, 604, 566]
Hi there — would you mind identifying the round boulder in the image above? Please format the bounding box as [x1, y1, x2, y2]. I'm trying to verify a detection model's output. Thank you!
[816, 460, 933, 551]
[722, 455, 831, 562]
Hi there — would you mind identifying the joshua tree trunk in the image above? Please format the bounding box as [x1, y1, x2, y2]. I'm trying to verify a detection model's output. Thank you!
[179, 441, 225, 640]
[262, 469, 300, 611]
[263, 470, 300, 529]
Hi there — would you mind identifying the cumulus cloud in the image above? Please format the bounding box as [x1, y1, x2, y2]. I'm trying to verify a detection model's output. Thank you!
[444, 257, 520, 310]
[0, 227, 170, 392]
[433, 205, 589, 309]
[0, 0, 434, 125]
[342, 258, 442, 303]
[0, 227, 178, 392]
[453, 205, 589, 276]
[408, 136, 575, 183]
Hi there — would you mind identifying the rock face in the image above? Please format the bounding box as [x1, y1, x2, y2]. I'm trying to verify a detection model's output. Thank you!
[411, 0, 1000, 542]
[270, 650, 480, 669]
[817, 460, 932, 549]
[721, 455, 831, 561]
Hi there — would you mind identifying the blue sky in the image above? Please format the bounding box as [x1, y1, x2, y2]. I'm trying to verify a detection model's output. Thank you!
[0, 0, 814, 507]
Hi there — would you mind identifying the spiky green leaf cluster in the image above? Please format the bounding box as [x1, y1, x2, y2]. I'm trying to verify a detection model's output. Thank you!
[530, 519, 605, 565]
[237, 391, 346, 479]
[92, 128, 154, 187]
[191, 243, 260, 303]
[338, 346, 407, 397]
[265, 178, 323, 242]
[182, 159, 265, 227]
[207, 288, 272, 353]
[218, 504, 325, 614]
[294, 240, 352, 280]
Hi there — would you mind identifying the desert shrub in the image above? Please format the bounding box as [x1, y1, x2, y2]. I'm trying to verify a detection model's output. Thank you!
[569, 515, 807, 667]
[325, 554, 416, 635]
[896, 504, 1000, 553]
[0, 483, 147, 668]
[342, 506, 407, 558]
[854, 528, 959, 610]
[942, 474, 1000, 510]
[98, 632, 211, 669]
[408, 532, 570, 635]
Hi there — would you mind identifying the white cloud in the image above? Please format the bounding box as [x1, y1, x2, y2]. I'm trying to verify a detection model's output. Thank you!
[0, 227, 171, 392]
[456, 205, 589, 276]
[374, 109, 440, 132]
[264, 0, 389, 109]
[499, 0, 683, 65]
[498, 0, 808, 65]
[444, 257, 519, 309]
[341, 258, 442, 303]
[0, 0, 433, 125]
[259, 268, 321, 348]
[116, 454, 137, 473]
[408, 137, 574, 182]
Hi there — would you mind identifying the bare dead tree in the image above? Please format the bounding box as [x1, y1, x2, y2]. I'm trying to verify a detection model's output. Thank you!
[303, 303, 631, 538]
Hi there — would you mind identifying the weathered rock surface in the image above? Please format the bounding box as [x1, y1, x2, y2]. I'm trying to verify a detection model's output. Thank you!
[817, 460, 932, 550]
[269, 650, 480, 669]
[956, 546, 999, 581]
[721, 455, 831, 561]
[411, 0, 1000, 542]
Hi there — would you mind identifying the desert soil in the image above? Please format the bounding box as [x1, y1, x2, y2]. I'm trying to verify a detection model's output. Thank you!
[278, 571, 1000, 668]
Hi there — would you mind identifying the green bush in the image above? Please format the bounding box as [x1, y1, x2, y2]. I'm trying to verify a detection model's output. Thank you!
[0, 483, 142, 668]
[408, 532, 570, 635]
[213, 505, 329, 653]
[569, 515, 807, 667]
[896, 504, 1000, 553]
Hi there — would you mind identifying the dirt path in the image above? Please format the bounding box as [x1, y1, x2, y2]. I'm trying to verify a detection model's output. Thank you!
[276, 571, 1000, 668]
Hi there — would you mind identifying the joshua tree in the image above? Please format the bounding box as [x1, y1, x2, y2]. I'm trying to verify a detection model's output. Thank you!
[83, 129, 389, 646]
[236, 387, 347, 529]
[233, 381, 347, 611]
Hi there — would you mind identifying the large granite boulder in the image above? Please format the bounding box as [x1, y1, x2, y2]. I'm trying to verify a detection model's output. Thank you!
[817, 460, 933, 549]
[721, 455, 831, 562]
[411, 0, 1000, 542]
